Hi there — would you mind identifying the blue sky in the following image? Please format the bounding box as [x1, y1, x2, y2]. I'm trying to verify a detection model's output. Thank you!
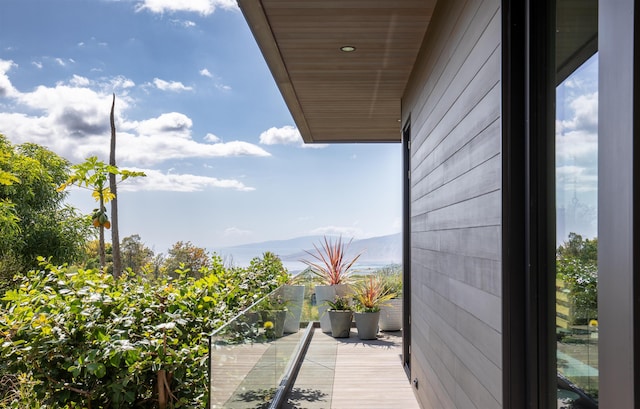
[555, 53, 598, 243]
[0, 0, 402, 254]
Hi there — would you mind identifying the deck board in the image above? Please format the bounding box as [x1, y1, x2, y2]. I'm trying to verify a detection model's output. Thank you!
[284, 329, 419, 409]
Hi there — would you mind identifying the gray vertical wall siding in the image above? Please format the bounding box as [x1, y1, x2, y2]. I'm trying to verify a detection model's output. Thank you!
[402, 0, 502, 407]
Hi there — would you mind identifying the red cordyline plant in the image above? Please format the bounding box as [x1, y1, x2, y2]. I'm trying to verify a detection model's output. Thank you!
[301, 236, 361, 285]
[353, 276, 396, 312]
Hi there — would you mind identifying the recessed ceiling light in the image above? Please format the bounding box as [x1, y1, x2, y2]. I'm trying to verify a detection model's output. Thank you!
[340, 45, 356, 52]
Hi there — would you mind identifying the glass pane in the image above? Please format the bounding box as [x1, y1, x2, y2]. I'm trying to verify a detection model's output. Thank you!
[209, 287, 308, 408]
[555, 52, 599, 407]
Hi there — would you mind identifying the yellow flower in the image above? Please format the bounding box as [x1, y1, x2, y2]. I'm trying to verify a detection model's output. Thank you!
[263, 321, 274, 330]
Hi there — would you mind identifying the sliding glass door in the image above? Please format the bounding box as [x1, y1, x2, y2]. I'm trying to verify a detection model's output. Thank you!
[555, 1, 598, 406]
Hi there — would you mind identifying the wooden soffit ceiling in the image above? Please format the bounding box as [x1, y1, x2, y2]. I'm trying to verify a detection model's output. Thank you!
[237, 0, 435, 143]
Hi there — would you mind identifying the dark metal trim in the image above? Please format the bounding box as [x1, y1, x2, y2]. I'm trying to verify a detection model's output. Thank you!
[269, 322, 315, 409]
[635, 4, 640, 404]
[501, 0, 527, 406]
[526, 1, 557, 407]
[502, 1, 556, 407]
[402, 120, 412, 379]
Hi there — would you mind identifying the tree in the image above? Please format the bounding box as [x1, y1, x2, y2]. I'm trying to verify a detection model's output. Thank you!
[109, 94, 123, 278]
[557, 233, 598, 323]
[163, 241, 211, 277]
[0, 135, 93, 285]
[59, 156, 145, 274]
[557, 232, 598, 264]
[120, 234, 154, 273]
[0, 148, 21, 255]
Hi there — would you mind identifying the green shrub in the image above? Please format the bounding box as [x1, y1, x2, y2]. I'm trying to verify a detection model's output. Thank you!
[0, 252, 288, 408]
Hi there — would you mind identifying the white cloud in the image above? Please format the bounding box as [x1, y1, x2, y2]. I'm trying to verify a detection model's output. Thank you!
[556, 128, 597, 162]
[70, 75, 91, 87]
[118, 114, 271, 165]
[215, 83, 232, 92]
[135, 0, 238, 15]
[109, 76, 136, 90]
[135, 112, 193, 138]
[559, 91, 597, 135]
[556, 165, 597, 192]
[259, 125, 328, 149]
[0, 60, 18, 97]
[119, 167, 255, 192]
[204, 133, 220, 143]
[153, 78, 193, 92]
[55, 58, 73, 67]
[0, 63, 270, 167]
[170, 19, 196, 28]
[32, 61, 43, 69]
[198, 69, 231, 91]
[310, 225, 363, 239]
[259, 125, 300, 145]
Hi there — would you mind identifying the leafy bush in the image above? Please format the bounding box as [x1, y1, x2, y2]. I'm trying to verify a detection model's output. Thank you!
[0, 252, 288, 408]
[557, 233, 598, 324]
[374, 264, 403, 298]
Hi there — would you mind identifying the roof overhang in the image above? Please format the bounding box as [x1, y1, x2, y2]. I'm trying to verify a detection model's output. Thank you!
[237, 0, 436, 143]
[238, 1, 597, 143]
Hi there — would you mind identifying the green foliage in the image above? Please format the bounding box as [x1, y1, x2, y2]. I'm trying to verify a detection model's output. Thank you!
[374, 264, 403, 298]
[58, 156, 146, 273]
[557, 233, 598, 322]
[557, 232, 597, 264]
[352, 276, 395, 313]
[58, 156, 146, 205]
[163, 241, 211, 278]
[0, 136, 93, 285]
[120, 235, 154, 274]
[325, 295, 351, 311]
[0, 252, 288, 408]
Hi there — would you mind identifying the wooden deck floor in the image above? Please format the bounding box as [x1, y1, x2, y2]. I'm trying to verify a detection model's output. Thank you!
[283, 329, 419, 409]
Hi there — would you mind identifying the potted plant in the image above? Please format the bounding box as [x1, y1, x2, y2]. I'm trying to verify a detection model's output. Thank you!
[377, 267, 403, 331]
[258, 293, 288, 338]
[325, 295, 353, 338]
[301, 236, 361, 332]
[352, 276, 396, 340]
[278, 274, 306, 333]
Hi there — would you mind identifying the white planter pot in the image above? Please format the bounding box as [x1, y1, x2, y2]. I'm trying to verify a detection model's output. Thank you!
[378, 298, 403, 331]
[279, 285, 305, 333]
[315, 284, 349, 332]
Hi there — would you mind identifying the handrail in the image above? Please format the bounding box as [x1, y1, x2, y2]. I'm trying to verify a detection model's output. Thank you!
[208, 286, 280, 338]
[208, 284, 311, 409]
[268, 322, 314, 409]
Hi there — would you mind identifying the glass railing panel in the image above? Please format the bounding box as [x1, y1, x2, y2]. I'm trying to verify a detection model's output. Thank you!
[209, 285, 312, 408]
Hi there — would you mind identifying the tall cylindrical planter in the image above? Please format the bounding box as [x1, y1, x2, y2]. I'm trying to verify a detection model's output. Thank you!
[328, 310, 352, 338]
[315, 284, 349, 332]
[279, 285, 305, 333]
[261, 310, 287, 338]
[378, 298, 403, 331]
[354, 311, 380, 340]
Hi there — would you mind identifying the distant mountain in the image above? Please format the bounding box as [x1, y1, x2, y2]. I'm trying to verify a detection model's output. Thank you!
[211, 233, 402, 273]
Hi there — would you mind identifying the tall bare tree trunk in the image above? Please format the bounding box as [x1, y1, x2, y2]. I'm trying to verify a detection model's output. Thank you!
[109, 93, 122, 278]
[99, 197, 106, 270]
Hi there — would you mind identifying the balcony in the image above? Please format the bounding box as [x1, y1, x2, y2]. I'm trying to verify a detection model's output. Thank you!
[209, 287, 417, 408]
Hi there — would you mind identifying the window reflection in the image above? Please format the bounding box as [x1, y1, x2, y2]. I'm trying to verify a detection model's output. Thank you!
[555, 53, 598, 407]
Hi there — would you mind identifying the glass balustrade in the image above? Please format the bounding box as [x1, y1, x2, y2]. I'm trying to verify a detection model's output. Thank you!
[208, 285, 313, 408]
